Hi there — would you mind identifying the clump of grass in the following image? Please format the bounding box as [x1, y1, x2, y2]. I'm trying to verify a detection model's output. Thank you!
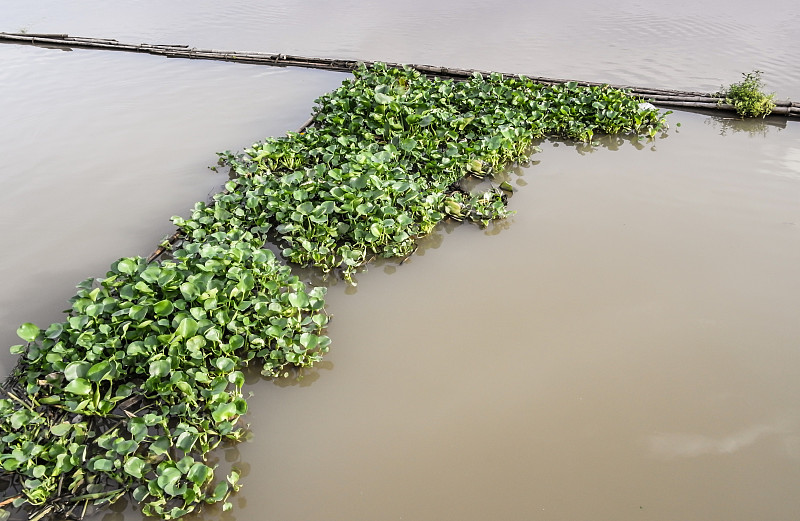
[719, 70, 775, 118]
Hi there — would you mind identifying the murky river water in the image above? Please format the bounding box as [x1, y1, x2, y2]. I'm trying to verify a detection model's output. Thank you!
[2, 1, 800, 520]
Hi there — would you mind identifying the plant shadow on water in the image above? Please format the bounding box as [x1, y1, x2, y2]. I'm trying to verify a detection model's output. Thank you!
[265, 361, 334, 388]
[703, 113, 788, 137]
[548, 130, 671, 155]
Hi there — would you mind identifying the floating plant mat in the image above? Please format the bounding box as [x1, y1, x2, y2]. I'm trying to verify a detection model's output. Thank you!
[1, 63, 668, 521]
[176, 64, 668, 282]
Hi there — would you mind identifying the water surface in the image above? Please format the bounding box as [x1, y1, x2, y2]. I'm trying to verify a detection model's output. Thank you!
[235, 112, 800, 521]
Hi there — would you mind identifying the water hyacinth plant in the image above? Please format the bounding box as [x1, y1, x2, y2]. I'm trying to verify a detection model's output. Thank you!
[1, 237, 329, 520]
[179, 64, 668, 282]
[2, 63, 668, 520]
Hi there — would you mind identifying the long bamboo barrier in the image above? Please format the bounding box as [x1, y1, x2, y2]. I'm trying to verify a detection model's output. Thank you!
[2, 32, 798, 117]
[5, 30, 797, 262]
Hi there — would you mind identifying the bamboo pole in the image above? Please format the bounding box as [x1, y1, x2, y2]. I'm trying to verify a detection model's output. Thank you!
[2, 32, 797, 118]
[5, 31, 795, 261]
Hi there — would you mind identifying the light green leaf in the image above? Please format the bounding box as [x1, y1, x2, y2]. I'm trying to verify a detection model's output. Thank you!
[124, 456, 146, 479]
[288, 291, 309, 308]
[50, 422, 72, 437]
[92, 458, 114, 472]
[212, 402, 238, 424]
[374, 92, 394, 105]
[16, 323, 40, 343]
[180, 282, 200, 301]
[64, 378, 92, 396]
[214, 357, 235, 372]
[176, 317, 198, 339]
[45, 323, 64, 339]
[149, 359, 171, 378]
[154, 300, 174, 316]
[117, 258, 137, 275]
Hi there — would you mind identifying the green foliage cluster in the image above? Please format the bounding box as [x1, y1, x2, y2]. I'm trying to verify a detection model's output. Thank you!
[177, 64, 668, 282]
[720, 70, 775, 118]
[2, 63, 667, 521]
[1, 237, 329, 520]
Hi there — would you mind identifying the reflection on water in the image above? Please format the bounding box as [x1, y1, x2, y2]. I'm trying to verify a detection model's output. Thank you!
[704, 112, 789, 138]
[648, 421, 794, 459]
[269, 361, 335, 388]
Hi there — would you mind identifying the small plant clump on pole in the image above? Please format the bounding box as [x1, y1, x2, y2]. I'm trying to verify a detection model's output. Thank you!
[1, 63, 668, 520]
[719, 70, 776, 118]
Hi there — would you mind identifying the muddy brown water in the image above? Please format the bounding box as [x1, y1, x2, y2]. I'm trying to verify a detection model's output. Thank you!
[2, 1, 800, 520]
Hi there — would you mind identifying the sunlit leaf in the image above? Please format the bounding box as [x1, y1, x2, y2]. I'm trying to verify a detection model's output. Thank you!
[16, 322, 40, 343]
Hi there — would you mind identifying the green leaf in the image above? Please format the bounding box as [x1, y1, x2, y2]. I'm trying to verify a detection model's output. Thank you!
[176, 431, 198, 453]
[124, 456, 146, 479]
[149, 359, 171, 378]
[205, 327, 222, 343]
[215, 357, 235, 372]
[176, 317, 198, 339]
[288, 291, 309, 308]
[134, 281, 153, 294]
[16, 323, 40, 343]
[114, 438, 138, 455]
[227, 468, 241, 489]
[186, 335, 206, 351]
[399, 137, 418, 152]
[128, 418, 148, 442]
[91, 458, 114, 471]
[151, 436, 172, 455]
[64, 378, 92, 396]
[229, 335, 245, 350]
[180, 282, 200, 301]
[86, 360, 112, 382]
[176, 456, 194, 474]
[212, 402, 239, 424]
[209, 481, 228, 502]
[132, 485, 149, 502]
[156, 466, 183, 496]
[154, 300, 174, 316]
[374, 92, 394, 105]
[117, 258, 137, 275]
[45, 322, 64, 339]
[50, 422, 72, 437]
[187, 462, 212, 486]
